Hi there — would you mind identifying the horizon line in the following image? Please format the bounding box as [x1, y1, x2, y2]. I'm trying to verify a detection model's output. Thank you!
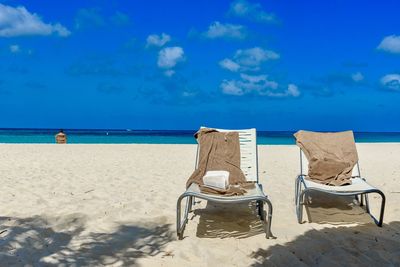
[1, 127, 400, 134]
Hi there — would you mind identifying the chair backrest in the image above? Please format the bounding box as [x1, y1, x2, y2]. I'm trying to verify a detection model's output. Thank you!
[195, 127, 258, 183]
[299, 148, 361, 177]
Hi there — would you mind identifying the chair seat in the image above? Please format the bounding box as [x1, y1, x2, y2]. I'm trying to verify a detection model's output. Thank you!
[185, 183, 266, 202]
[302, 177, 377, 193]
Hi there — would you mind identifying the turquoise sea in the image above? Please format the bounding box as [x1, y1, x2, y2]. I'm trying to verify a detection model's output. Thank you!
[1, 129, 400, 144]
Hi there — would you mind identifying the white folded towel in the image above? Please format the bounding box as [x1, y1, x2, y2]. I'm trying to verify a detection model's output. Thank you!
[202, 171, 230, 190]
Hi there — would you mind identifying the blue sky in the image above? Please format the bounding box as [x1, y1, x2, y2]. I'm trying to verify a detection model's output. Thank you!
[0, 0, 399, 131]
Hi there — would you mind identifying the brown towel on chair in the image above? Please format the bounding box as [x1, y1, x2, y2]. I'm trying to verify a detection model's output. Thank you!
[186, 128, 254, 196]
[294, 130, 358, 186]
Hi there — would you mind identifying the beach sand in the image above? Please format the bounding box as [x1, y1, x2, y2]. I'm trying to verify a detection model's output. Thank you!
[0, 144, 399, 266]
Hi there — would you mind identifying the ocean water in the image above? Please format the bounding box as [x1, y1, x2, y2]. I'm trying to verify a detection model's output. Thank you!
[1, 129, 400, 144]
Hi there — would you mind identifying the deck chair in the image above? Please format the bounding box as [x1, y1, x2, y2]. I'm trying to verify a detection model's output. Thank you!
[176, 127, 273, 239]
[295, 148, 386, 226]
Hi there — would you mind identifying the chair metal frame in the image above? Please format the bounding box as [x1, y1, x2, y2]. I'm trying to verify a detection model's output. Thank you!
[176, 128, 274, 239]
[295, 148, 386, 226]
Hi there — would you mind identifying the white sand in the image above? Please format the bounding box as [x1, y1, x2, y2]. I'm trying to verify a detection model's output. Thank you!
[0, 144, 399, 266]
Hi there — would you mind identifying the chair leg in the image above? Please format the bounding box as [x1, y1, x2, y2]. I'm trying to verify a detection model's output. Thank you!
[176, 195, 183, 239]
[364, 191, 386, 227]
[297, 190, 308, 224]
[257, 200, 264, 220]
[297, 197, 302, 223]
[295, 177, 301, 206]
[296, 180, 305, 224]
[360, 193, 364, 206]
[364, 194, 370, 213]
[295, 177, 298, 205]
[377, 191, 386, 227]
[360, 191, 386, 227]
[188, 196, 193, 213]
[263, 198, 274, 239]
[176, 195, 190, 240]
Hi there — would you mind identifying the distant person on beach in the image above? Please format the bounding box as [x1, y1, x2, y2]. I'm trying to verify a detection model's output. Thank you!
[55, 129, 67, 144]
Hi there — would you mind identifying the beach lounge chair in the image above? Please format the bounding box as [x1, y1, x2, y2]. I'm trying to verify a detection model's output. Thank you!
[295, 148, 386, 226]
[176, 128, 273, 239]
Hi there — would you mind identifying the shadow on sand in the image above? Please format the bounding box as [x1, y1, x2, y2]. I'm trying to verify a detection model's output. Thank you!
[303, 191, 374, 225]
[0, 214, 173, 266]
[250, 221, 400, 266]
[194, 202, 265, 239]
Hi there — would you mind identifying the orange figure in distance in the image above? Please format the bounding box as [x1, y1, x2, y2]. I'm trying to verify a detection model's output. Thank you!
[55, 129, 67, 144]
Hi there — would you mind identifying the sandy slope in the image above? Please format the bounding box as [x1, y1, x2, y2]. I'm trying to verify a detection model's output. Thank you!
[0, 144, 399, 266]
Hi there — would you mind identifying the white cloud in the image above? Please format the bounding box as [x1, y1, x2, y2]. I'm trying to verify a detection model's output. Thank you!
[164, 69, 175, 77]
[219, 58, 241, 72]
[229, 0, 276, 23]
[146, 33, 171, 47]
[157, 46, 184, 69]
[0, 3, 70, 37]
[219, 47, 279, 72]
[381, 74, 400, 91]
[234, 47, 279, 67]
[286, 84, 300, 97]
[377, 35, 400, 54]
[9, 44, 20, 53]
[240, 73, 267, 83]
[351, 72, 364, 82]
[220, 80, 245, 95]
[182, 91, 197, 97]
[240, 73, 278, 89]
[263, 84, 300, 98]
[52, 24, 70, 37]
[204, 21, 246, 39]
[220, 73, 298, 98]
